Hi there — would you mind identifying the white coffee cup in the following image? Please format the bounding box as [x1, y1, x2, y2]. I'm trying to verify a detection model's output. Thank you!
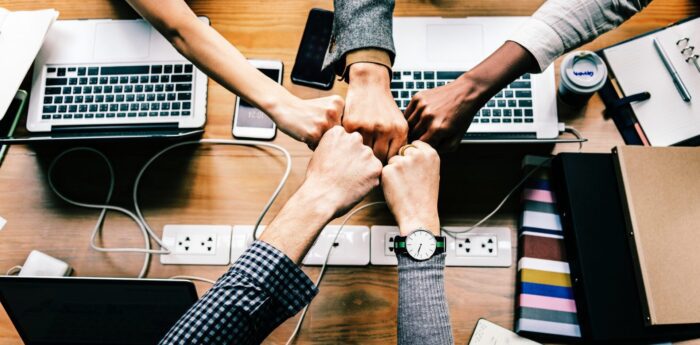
[558, 50, 608, 107]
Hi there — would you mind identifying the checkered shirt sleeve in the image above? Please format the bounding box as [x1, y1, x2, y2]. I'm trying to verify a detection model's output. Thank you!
[160, 240, 319, 345]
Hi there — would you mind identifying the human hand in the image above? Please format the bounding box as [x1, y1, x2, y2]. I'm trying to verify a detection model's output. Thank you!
[272, 95, 344, 149]
[381, 141, 441, 236]
[404, 75, 486, 152]
[343, 63, 408, 162]
[405, 41, 540, 151]
[260, 126, 382, 262]
[301, 126, 383, 217]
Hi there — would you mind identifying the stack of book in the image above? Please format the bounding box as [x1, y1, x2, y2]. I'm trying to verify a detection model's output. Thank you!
[516, 147, 700, 343]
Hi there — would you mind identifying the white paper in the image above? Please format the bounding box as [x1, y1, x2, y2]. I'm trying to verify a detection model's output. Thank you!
[604, 18, 700, 146]
[0, 8, 58, 120]
[471, 319, 542, 345]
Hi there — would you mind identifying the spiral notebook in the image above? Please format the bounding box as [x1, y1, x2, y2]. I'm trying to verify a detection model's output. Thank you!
[602, 16, 700, 146]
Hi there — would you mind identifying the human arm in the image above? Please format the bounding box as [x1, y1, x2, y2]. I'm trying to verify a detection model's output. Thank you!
[381, 141, 453, 344]
[321, 0, 407, 162]
[406, 0, 652, 151]
[126, 0, 343, 148]
[159, 126, 382, 345]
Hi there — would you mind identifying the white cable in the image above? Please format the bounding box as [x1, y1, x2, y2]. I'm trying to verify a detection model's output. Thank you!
[169, 275, 216, 285]
[443, 157, 553, 237]
[48, 140, 292, 279]
[564, 126, 585, 152]
[48, 147, 157, 278]
[286, 201, 387, 345]
[5, 265, 22, 275]
[444, 126, 583, 237]
[132, 139, 292, 243]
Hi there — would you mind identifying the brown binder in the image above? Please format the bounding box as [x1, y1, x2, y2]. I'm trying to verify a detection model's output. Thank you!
[613, 146, 700, 325]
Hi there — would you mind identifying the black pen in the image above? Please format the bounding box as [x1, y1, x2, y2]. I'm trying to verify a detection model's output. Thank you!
[653, 38, 691, 102]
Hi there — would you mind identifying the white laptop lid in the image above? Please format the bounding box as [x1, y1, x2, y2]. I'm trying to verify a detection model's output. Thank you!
[36, 19, 185, 65]
[393, 17, 527, 70]
[27, 18, 208, 133]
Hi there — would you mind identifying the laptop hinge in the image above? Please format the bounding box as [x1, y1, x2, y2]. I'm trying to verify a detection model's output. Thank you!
[51, 123, 180, 133]
[463, 132, 537, 140]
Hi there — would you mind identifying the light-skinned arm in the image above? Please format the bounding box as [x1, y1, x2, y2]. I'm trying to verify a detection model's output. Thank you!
[382, 141, 454, 345]
[160, 126, 382, 344]
[261, 126, 383, 262]
[127, 0, 344, 148]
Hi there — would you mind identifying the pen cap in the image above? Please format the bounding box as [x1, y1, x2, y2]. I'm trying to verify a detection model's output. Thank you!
[558, 50, 608, 107]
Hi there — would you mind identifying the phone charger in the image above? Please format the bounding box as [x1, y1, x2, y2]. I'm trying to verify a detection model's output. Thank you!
[18, 250, 72, 277]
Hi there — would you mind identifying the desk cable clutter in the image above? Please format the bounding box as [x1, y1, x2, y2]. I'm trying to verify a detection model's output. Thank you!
[39, 129, 584, 344]
[46, 139, 292, 278]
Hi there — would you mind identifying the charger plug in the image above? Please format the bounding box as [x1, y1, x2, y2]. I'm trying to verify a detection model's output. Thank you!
[18, 250, 72, 277]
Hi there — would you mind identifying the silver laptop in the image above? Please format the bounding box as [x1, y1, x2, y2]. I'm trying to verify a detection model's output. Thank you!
[392, 17, 559, 140]
[26, 18, 208, 133]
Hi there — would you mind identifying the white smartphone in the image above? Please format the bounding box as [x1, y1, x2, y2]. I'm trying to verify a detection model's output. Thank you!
[232, 59, 282, 140]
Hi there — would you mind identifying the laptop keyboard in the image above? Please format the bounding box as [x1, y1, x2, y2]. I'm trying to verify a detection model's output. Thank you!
[41, 64, 195, 122]
[391, 71, 534, 125]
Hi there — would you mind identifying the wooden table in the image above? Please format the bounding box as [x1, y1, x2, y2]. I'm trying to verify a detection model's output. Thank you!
[0, 0, 698, 344]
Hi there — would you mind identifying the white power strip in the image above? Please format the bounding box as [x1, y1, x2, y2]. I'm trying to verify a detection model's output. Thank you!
[160, 225, 232, 265]
[160, 224, 511, 267]
[371, 226, 512, 267]
[229, 225, 370, 266]
[442, 226, 512, 267]
[302, 225, 370, 266]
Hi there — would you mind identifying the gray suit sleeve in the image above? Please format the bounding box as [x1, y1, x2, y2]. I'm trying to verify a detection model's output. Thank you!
[397, 253, 454, 345]
[322, 0, 396, 72]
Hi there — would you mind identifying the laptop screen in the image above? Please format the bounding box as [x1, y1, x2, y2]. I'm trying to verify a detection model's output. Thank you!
[0, 277, 198, 345]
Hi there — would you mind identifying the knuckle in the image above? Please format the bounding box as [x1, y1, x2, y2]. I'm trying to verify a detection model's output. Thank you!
[350, 131, 363, 143]
[332, 95, 344, 108]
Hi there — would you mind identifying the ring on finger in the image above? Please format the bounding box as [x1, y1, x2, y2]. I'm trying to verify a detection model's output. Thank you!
[399, 144, 417, 156]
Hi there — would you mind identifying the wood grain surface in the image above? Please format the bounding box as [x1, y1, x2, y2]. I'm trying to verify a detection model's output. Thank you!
[0, 0, 698, 344]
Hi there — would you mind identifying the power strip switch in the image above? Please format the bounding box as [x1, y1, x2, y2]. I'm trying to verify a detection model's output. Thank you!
[442, 226, 512, 267]
[302, 226, 370, 266]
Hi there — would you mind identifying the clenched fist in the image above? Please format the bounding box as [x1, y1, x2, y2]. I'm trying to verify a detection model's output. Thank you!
[304, 126, 383, 217]
[381, 141, 441, 236]
[274, 95, 345, 149]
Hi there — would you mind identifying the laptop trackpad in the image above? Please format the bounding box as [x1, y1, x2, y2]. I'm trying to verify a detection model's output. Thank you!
[426, 24, 483, 67]
[94, 22, 150, 61]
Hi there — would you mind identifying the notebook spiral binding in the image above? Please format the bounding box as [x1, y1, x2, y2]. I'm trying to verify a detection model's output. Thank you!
[677, 37, 700, 73]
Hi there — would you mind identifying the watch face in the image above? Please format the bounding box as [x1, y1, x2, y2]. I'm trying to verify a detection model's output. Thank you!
[406, 230, 437, 261]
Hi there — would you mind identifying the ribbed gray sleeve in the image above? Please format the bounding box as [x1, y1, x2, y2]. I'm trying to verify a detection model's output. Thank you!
[322, 0, 396, 72]
[397, 253, 453, 345]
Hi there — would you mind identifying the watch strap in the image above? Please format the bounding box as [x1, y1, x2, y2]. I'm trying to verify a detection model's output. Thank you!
[393, 235, 446, 255]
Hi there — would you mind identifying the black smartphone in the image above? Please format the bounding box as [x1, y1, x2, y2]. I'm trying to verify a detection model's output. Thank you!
[291, 8, 335, 90]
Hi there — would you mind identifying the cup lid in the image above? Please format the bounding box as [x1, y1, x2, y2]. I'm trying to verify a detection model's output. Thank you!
[560, 51, 608, 93]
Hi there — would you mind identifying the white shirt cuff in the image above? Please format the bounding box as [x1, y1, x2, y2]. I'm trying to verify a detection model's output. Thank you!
[508, 17, 565, 72]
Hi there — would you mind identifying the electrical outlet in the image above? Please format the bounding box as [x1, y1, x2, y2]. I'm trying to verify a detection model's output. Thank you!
[160, 225, 232, 265]
[302, 225, 370, 266]
[456, 235, 498, 257]
[230, 225, 265, 263]
[370, 225, 399, 265]
[443, 226, 511, 267]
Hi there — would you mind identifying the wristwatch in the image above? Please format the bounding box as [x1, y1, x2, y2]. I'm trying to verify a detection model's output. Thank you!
[393, 229, 446, 261]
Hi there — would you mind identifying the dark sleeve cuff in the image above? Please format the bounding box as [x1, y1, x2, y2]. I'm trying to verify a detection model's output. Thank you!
[322, 0, 396, 75]
[230, 240, 319, 317]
